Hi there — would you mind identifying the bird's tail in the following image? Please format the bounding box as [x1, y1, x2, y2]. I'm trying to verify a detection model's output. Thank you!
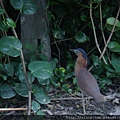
[95, 93, 115, 103]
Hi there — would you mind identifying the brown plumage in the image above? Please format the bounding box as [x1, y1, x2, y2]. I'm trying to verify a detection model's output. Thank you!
[71, 48, 105, 103]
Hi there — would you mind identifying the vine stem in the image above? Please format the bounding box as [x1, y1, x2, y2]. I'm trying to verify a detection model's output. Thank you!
[90, 0, 107, 64]
[0, 0, 31, 115]
[99, 3, 111, 63]
[89, 5, 120, 71]
[99, 6, 120, 60]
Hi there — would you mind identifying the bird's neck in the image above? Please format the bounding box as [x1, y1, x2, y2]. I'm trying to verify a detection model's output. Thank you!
[75, 57, 87, 74]
[76, 57, 87, 68]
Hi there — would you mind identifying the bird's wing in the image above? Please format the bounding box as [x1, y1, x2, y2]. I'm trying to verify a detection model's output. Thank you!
[76, 68, 101, 96]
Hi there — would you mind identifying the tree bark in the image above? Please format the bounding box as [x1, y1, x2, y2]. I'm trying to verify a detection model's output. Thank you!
[21, 0, 51, 61]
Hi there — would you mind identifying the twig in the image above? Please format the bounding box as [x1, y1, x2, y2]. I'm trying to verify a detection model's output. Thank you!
[99, 3, 111, 63]
[51, 97, 93, 101]
[0, 108, 27, 111]
[99, 3, 106, 45]
[90, 0, 107, 64]
[51, 37, 73, 45]
[99, 6, 120, 60]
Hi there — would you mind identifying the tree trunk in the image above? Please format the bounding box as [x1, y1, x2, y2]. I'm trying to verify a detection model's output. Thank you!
[21, 0, 51, 61]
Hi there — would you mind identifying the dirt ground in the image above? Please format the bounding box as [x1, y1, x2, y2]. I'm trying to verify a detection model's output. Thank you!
[45, 91, 120, 116]
[0, 87, 120, 119]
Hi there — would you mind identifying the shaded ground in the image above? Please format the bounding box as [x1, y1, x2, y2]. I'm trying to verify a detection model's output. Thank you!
[44, 91, 120, 115]
[0, 87, 120, 118]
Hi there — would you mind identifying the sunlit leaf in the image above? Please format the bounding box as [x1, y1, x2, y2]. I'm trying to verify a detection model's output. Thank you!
[6, 18, 16, 28]
[106, 17, 120, 31]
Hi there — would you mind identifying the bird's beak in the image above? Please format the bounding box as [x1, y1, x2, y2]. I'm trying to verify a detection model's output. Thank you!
[69, 49, 74, 52]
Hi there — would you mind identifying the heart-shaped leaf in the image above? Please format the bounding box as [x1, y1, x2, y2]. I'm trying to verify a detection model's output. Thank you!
[32, 101, 41, 113]
[33, 85, 50, 104]
[0, 84, 16, 98]
[28, 61, 53, 79]
[108, 41, 120, 52]
[4, 63, 14, 76]
[106, 17, 120, 31]
[6, 18, 16, 28]
[13, 82, 28, 97]
[75, 32, 88, 43]
[10, 0, 37, 15]
[107, 17, 120, 27]
[0, 21, 9, 31]
[111, 58, 120, 73]
[36, 110, 45, 115]
[0, 36, 22, 57]
[53, 29, 65, 39]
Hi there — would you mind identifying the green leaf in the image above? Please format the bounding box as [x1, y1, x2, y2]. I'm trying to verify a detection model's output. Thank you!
[10, 0, 37, 15]
[73, 78, 77, 85]
[62, 84, 69, 92]
[4, 63, 14, 76]
[0, 36, 22, 57]
[0, 21, 9, 31]
[106, 17, 120, 31]
[115, 31, 120, 38]
[57, 0, 71, 3]
[17, 71, 35, 83]
[32, 101, 41, 113]
[36, 110, 45, 115]
[64, 72, 74, 79]
[93, 0, 102, 3]
[6, 18, 16, 28]
[0, 64, 4, 71]
[111, 58, 120, 73]
[13, 82, 28, 97]
[106, 71, 116, 78]
[80, 15, 87, 22]
[108, 41, 120, 52]
[50, 58, 58, 69]
[28, 61, 53, 79]
[0, 7, 5, 14]
[38, 78, 50, 85]
[104, 65, 115, 73]
[33, 85, 50, 104]
[68, 88, 72, 93]
[75, 32, 88, 43]
[0, 84, 16, 98]
[53, 29, 65, 39]
[107, 17, 120, 27]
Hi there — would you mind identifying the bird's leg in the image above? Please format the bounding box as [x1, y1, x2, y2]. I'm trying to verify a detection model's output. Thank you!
[81, 91, 86, 115]
[86, 96, 90, 108]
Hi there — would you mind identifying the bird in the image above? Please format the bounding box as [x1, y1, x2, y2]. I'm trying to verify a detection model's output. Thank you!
[70, 48, 106, 114]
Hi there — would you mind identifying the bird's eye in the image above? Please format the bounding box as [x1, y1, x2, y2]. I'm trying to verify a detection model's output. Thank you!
[74, 49, 79, 53]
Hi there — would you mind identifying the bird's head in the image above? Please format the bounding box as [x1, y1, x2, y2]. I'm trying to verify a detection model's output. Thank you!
[70, 48, 90, 65]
